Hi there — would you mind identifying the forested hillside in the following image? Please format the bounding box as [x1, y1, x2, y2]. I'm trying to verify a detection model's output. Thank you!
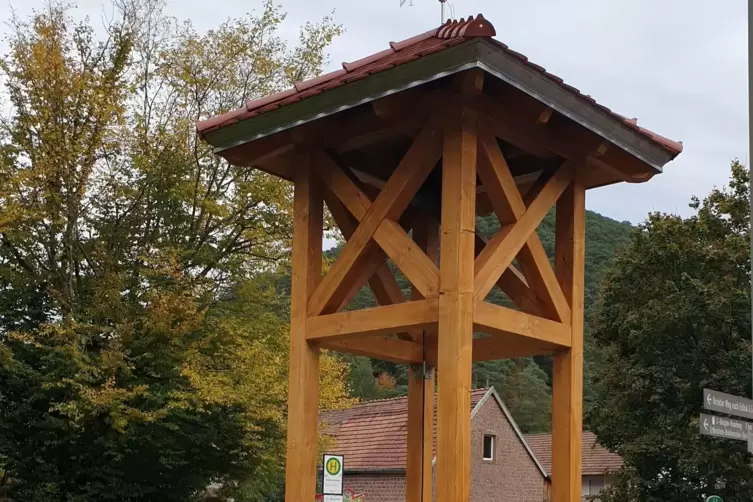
[325, 209, 633, 433]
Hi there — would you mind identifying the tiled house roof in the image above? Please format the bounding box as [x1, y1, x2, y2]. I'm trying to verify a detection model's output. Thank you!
[319, 387, 546, 477]
[524, 431, 624, 476]
[319, 389, 486, 472]
[197, 14, 681, 158]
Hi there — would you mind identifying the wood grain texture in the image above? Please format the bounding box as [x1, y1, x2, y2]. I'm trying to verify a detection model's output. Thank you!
[473, 300, 571, 347]
[473, 231, 547, 318]
[316, 150, 440, 302]
[436, 108, 477, 502]
[551, 176, 586, 502]
[318, 336, 422, 364]
[477, 131, 570, 323]
[306, 299, 439, 341]
[307, 125, 442, 315]
[406, 215, 438, 502]
[284, 152, 322, 502]
[474, 164, 572, 302]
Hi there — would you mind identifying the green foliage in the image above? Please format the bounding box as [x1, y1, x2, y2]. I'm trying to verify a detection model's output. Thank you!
[0, 1, 348, 501]
[587, 160, 753, 501]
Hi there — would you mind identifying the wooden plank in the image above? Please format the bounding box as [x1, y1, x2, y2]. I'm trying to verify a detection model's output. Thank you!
[306, 299, 439, 341]
[319, 336, 422, 364]
[474, 232, 548, 318]
[474, 165, 572, 302]
[406, 215, 438, 502]
[326, 191, 427, 343]
[551, 176, 586, 502]
[314, 150, 441, 304]
[436, 107, 477, 502]
[284, 151, 322, 502]
[478, 131, 570, 323]
[472, 335, 556, 361]
[324, 192, 402, 308]
[307, 123, 442, 315]
[473, 300, 571, 347]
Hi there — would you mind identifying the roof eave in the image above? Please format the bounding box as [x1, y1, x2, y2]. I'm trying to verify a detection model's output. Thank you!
[473, 38, 675, 173]
[203, 38, 677, 174]
[202, 40, 481, 153]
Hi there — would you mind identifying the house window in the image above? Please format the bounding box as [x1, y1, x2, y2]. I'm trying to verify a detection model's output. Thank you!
[482, 434, 495, 461]
[582, 476, 606, 496]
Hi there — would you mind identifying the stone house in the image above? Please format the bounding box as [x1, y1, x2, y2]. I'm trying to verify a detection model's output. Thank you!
[319, 387, 622, 502]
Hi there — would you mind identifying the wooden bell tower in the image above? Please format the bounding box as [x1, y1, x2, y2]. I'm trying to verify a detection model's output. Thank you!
[198, 14, 682, 502]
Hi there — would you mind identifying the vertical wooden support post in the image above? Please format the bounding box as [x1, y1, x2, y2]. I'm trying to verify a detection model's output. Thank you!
[406, 217, 439, 502]
[436, 108, 477, 502]
[551, 172, 585, 502]
[285, 151, 323, 502]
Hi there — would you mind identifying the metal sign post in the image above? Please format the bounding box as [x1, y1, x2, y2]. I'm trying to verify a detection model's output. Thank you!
[703, 389, 753, 420]
[699, 413, 753, 441]
[322, 454, 344, 499]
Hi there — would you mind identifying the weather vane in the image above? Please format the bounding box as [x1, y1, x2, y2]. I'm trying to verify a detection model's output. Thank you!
[400, 0, 452, 23]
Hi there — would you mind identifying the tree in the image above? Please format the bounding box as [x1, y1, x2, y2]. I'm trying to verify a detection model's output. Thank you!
[587, 160, 753, 501]
[0, 1, 348, 501]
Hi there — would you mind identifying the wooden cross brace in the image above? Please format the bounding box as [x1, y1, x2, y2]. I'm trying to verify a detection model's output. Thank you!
[286, 91, 586, 502]
[300, 110, 576, 362]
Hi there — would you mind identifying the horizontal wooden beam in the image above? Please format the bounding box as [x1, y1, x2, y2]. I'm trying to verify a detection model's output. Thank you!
[473, 300, 571, 348]
[306, 299, 439, 341]
[319, 336, 423, 364]
[472, 334, 556, 361]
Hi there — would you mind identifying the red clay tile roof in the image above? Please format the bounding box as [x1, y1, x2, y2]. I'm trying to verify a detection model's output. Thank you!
[524, 432, 623, 476]
[319, 387, 549, 475]
[319, 388, 488, 472]
[196, 14, 681, 157]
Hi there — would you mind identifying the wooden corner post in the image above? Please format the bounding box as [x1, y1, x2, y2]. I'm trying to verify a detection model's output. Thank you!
[551, 173, 586, 502]
[436, 106, 478, 502]
[406, 216, 439, 502]
[285, 151, 323, 502]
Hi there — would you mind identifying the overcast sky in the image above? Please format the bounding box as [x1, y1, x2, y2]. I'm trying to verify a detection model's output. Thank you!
[1, 0, 748, 224]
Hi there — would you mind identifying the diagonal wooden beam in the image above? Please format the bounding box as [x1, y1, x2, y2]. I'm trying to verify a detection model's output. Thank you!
[306, 299, 439, 341]
[473, 300, 571, 348]
[474, 164, 573, 301]
[325, 192, 426, 343]
[312, 144, 441, 311]
[324, 192, 405, 309]
[307, 123, 442, 316]
[318, 336, 423, 365]
[473, 232, 547, 318]
[478, 131, 571, 323]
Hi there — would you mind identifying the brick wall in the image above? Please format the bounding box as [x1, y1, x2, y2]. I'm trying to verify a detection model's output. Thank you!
[469, 396, 546, 502]
[343, 473, 405, 502]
